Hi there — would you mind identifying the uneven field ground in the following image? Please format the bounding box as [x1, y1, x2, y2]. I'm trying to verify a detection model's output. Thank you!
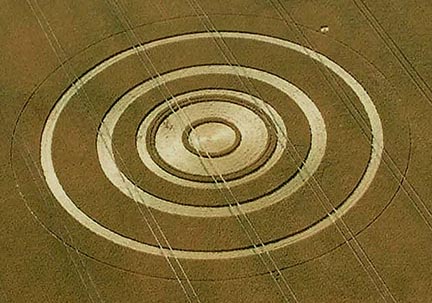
[1, 1, 432, 302]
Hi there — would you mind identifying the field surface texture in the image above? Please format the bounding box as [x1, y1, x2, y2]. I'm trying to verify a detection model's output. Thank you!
[1, 0, 431, 302]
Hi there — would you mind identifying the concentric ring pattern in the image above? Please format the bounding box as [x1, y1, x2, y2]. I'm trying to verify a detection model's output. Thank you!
[11, 21, 411, 280]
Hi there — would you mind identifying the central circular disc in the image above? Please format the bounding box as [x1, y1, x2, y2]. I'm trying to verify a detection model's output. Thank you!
[186, 121, 240, 158]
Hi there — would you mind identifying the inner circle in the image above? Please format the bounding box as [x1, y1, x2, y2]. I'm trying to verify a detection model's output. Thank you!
[187, 122, 236, 156]
[184, 119, 241, 158]
[145, 96, 280, 184]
